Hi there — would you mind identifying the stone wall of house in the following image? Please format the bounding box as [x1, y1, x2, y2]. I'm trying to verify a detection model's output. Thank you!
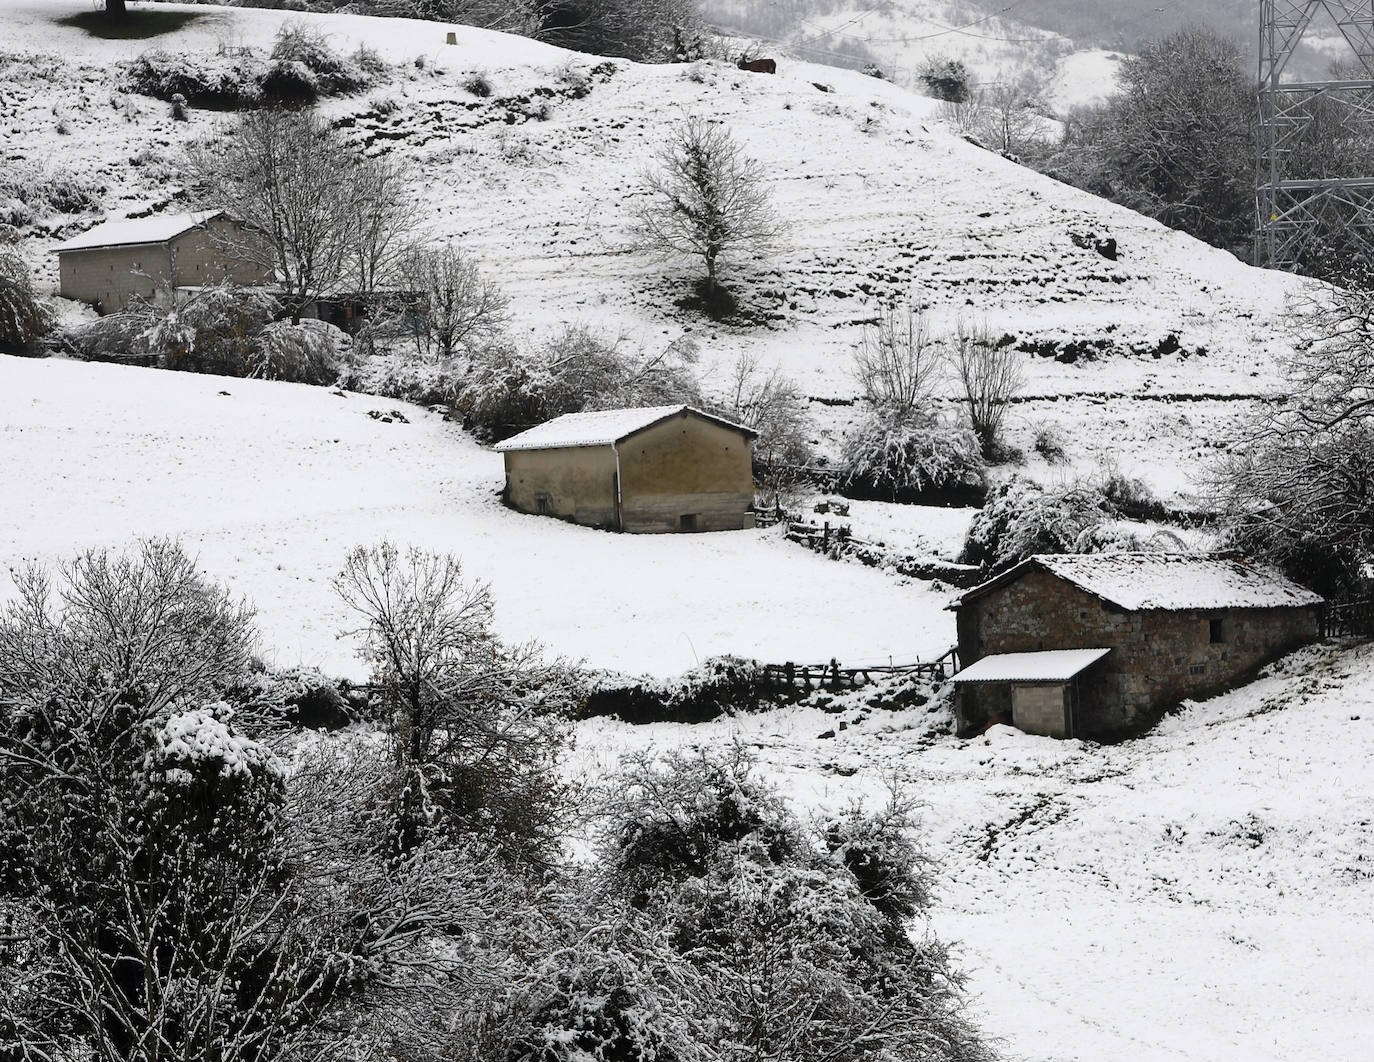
[503, 445, 618, 528]
[618, 413, 754, 533]
[957, 568, 1321, 738]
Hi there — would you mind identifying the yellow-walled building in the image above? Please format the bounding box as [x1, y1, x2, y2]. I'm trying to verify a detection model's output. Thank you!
[54, 211, 272, 313]
[494, 405, 757, 533]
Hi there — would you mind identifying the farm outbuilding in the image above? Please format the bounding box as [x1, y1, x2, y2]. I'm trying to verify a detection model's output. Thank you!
[54, 211, 271, 313]
[951, 553, 1323, 740]
[494, 405, 757, 533]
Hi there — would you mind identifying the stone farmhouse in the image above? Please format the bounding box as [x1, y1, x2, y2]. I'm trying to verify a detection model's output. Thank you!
[951, 553, 1323, 740]
[495, 405, 757, 533]
[54, 211, 271, 313]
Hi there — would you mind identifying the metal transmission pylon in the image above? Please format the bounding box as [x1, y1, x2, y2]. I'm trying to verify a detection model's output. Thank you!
[1256, 0, 1374, 272]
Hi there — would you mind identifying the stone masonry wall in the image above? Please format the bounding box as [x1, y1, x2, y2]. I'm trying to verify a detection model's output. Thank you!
[957, 568, 1321, 738]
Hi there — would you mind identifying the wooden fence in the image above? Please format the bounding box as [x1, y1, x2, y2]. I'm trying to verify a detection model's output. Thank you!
[1323, 598, 1374, 638]
[760, 647, 960, 693]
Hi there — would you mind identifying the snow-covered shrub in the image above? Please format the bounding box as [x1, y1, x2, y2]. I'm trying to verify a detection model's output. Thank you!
[841, 408, 986, 502]
[339, 349, 465, 406]
[145, 283, 280, 376]
[259, 58, 320, 105]
[227, 665, 358, 732]
[137, 705, 286, 882]
[123, 49, 265, 108]
[248, 319, 342, 384]
[0, 163, 102, 219]
[582, 656, 774, 723]
[1098, 460, 1165, 519]
[961, 476, 1109, 571]
[1032, 420, 1069, 464]
[458, 326, 699, 442]
[463, 70, 493, 96]
[0, 248, 51, 353]
[599, 747, 800, 894]
[269, 21, 382, 98]
[72, 303, 157, 362]
[920, 55, 971, 102]
[596, 749, 994, 1062]
[821, 797, 935, 925]
[478, 942, 696, 1062]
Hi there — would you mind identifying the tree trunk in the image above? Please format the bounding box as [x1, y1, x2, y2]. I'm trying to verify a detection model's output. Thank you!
[105, 0, 128, 18]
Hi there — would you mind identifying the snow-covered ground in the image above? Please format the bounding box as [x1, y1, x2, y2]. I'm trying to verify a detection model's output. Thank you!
[0, 354, 957, 677]
[574, 641, 1374, 1062]
[4, 0, 1320, 503]
[4, 5, 1369, 1058]
[1043, 48, 1124, 115]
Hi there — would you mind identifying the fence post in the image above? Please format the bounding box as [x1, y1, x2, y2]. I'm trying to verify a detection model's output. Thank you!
[829, 657, 840, 691]
[785, 662, 794, 691]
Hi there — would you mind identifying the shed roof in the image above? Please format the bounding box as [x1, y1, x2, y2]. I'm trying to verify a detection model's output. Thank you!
[955, 553, 1323, 612]
[54, 210, 223, 254]
[493, 405, 757, 452]
[953, 648, 1112, 684]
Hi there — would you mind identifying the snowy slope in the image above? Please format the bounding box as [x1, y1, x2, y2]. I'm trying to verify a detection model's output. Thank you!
[700, 0, 1072, 88]
[3, 0, 1317, 503]
[0, 353, 957, 677]
[574, 641, 1374, 1062]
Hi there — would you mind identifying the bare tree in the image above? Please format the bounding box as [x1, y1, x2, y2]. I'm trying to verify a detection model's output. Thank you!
[349, 155, 417, 299]
[853, 304, 942, 416]
[635, 117, 781, 301]
[396, 243, 508, 361]
[723, 352, 813, 502]
[1211, 284, 1374, 596]
[334, 542, 576, 867]
[951, 318, 1022, 459]
[189, 109, 413, 323]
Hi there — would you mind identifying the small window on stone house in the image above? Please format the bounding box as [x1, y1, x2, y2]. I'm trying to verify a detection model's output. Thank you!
[536, 494, 551, 515]
[1209, 617, 1227, 644]
[680, 514, 698, 531]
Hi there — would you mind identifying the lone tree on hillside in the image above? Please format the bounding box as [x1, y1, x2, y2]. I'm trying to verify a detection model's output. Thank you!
[189, 109, 414, 323]
[951, 318, 1022, 460]
[635, 117, 781, 311]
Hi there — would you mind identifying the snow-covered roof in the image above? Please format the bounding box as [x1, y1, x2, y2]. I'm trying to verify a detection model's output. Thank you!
[958, 553, 1324, 611]
[54, 210, 223, 253]
[493, 405, 757, 452]
[953, 648, 1112, 684]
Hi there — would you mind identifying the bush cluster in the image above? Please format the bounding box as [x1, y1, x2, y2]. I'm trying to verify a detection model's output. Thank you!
[0, 164, 103, 225]
[841, 409, 987, 502]
[582, 656, 772, 723]
[73, 284, 344, 385]
[961, 475, 1110, 571]
[124, 24, 386, 110]
[0, 246, 52, 353]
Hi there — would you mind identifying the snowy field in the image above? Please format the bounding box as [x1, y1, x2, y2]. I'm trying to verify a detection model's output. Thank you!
[575, 641, 1374, 1062]
[0, 354, 957, 677]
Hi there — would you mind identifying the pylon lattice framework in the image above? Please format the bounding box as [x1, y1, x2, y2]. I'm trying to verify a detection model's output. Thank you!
[1257, 0, 1374, 271]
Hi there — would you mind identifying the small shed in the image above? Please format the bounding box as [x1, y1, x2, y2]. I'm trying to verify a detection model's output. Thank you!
[54, 211, 271, 313]
[494, 405, 757, 533]
[952, 553, 1323, 739]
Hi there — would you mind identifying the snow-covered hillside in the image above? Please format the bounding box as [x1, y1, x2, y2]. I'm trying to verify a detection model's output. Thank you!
[576, 641, 1374, 1062]
[0, 353, 957, 677]
[4, 0, 1316, 502]
[700, 0, 1072, 88]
